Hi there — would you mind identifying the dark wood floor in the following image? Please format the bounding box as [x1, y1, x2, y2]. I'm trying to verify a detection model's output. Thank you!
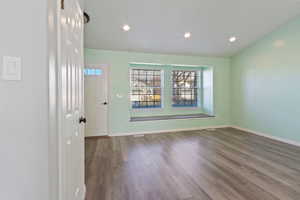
[85, 128, 300, 200]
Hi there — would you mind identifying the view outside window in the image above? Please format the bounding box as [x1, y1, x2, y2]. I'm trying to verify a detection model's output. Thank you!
[172, 70, 198, 107]
[130, 69, 162, 108]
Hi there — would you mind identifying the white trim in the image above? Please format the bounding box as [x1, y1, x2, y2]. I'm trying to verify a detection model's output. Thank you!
[82, 184, 86, 200]
[130, 62, 213, 69]
[171, 69, 202, 109]
[109, 125, 231, 137]
[109, 125, 300, 148]
[170, 64, 213, 68]
[231, 126, 300, 147]
[129, 62, 164, 66]
[170, 64, 203, 68]
[129, 67, 164, 111]
[48, 0, 59, 199]
[85, 132, 109, 138]
[129, 114, 216, 122]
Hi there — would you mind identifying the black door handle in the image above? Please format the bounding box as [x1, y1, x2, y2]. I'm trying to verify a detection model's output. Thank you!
[103, 102, 108, 105]
[79, 116, 87, 124]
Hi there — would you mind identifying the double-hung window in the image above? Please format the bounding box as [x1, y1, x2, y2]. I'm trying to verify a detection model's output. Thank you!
[130, 69, 162, 109]
[172, 70, 199, 107]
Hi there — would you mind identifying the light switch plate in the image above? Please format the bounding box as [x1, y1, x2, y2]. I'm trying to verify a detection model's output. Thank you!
[2, 56, 22, 81]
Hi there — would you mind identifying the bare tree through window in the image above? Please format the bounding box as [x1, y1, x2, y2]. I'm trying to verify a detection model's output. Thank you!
[172, 70, 198, 107]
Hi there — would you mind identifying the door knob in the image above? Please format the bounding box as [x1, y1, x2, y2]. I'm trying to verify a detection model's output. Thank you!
[103, 102, 108, 105]
[79, 117, 87, 124]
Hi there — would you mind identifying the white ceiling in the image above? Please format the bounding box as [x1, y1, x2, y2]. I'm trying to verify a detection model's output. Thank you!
[84, 0, 300, 57]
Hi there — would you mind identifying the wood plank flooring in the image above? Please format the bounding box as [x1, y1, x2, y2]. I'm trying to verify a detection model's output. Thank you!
[85, 128, 300, 200]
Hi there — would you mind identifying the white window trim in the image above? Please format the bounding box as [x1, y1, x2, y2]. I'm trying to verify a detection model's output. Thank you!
[171, 69, 202, 109]
[129, 68, 164, 110]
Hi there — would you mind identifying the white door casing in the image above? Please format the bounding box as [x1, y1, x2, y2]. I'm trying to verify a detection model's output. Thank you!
[58, 0, 85, 199]
[84, 65, 109, 136]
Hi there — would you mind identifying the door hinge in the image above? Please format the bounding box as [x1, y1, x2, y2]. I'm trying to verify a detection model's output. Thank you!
[61, 0, 65, 9]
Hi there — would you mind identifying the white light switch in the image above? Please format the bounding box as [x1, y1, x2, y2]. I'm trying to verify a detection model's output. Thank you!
[2, 56, 22, 81]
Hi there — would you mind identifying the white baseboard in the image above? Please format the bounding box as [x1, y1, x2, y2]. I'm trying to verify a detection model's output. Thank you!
[109, 125, 300, 148]
[85, 131, 109, 138]
[109, 125, 231, 137]
[85, 134, 108, 138]
[231, 126, 300, 147]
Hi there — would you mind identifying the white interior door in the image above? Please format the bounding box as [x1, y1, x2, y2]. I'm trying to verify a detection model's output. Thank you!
[59, 0, 85, 200]
[84, 65, 108, 136]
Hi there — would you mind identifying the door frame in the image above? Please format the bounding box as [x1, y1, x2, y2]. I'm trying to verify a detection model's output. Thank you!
[48, 0, 85, 200]
[48, 0, 60, 199]
[84, 63, 110, 137]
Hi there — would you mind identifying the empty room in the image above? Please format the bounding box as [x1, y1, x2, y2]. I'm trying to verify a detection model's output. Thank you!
[1, 0, 300, 200]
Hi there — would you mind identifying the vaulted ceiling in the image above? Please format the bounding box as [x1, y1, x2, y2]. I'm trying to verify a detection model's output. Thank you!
[84, 0, 300, 57]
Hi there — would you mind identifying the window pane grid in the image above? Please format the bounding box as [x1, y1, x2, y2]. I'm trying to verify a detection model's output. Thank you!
[130, 69, 162, 109]
[172, 70, 198, 107]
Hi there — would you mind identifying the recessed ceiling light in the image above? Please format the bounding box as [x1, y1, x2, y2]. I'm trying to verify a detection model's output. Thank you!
[229, 36, 237, 43]
[184, 32, 191, 39]
[122, 24, 130, 32]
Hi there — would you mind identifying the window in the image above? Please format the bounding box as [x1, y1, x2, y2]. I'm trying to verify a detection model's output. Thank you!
[172, 70, 198, 107]
[130, 69, 162, 109]
[84, 68, 102, 76]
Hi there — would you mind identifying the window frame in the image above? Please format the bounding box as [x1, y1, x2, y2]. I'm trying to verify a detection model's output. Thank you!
[129, 68, 164, 110]
[84, 68, 103, 76]
[171, 69, 201, 108]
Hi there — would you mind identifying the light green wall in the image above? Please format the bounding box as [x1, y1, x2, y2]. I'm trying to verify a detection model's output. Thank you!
[85, 49, 231, 135]
[232, 16, 300, 142]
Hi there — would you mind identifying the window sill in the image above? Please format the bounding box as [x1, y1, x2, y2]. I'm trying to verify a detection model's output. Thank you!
[171, 106, 200, 110]
[130, 113, 215, 122]
[131, 107, 164, 112]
